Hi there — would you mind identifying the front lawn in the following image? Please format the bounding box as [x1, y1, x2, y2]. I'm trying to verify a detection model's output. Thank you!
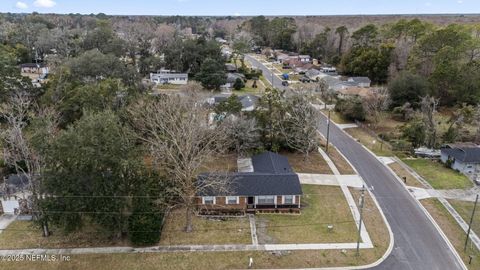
[281, 151, 333, 174]
[160, 209, 251, 245]
[402, 158, 472, 190]
[0, 221, 126, 249]
[256, 185, 357, 244]
[422, 198, 480, 269]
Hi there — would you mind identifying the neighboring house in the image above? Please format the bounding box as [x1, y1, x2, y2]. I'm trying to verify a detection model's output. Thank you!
[207, 93, 259, 112]
[320, 67, 337, 76]
[223, 73, 246, 89]
[299, 55, 312, 64]
[20, 63, 49, 75]
[337, 87, 374, 99]
[1, 174, 30, 214]
[225, 63, 238, 73]
[196, 151, 303, 215]
[150, 70, 188, 85]
[440, 144, 480, 181]
[275, 53, 290, 63]
[347, 77, 371, 88]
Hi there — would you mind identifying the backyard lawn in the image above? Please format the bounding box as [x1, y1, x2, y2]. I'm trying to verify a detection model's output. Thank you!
[281, 151, 333, 174]
[345, 128, 394, 157]
[422, 198, 480, 270]
[402, 158, 472, 190]
[160, 209, 251, 245]
[449, 200, 480, 237]
[199, 153, 238, 173]
[255, 185, 357, 244]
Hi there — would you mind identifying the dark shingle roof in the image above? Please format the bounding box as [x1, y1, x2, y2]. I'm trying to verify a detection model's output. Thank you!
[252, 151, 293, 174]
[442, 147, 480, 163]
[198, 173, 302, 196]
[238, 95, 259, 109]
[197, 151, 302, 196]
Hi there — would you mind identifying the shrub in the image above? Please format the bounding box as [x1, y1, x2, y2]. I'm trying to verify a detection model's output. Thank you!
[233, 78, 245, 90]
[128, 197, 164, 246]
[335, 98, 366, 121]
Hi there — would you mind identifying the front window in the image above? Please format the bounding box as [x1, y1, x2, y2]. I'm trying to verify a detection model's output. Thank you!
[257, 196, 275, 204]
[283, 195, 294, 204]
[226, 196, 239, 205]
[203, 196, 215, 205]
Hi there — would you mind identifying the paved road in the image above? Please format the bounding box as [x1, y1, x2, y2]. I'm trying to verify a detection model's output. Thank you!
[318, 114, 464, 270]
[244, 55, 288, 91]
[245, 54, 465, 270]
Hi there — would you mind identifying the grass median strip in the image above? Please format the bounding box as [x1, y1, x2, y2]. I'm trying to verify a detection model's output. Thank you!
[421, 198, 480, 269]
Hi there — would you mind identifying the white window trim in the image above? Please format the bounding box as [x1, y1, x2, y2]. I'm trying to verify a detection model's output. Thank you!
[226, 196, 239, 205]
[282, 195, 295, 204]
[202, 196, 216, 205]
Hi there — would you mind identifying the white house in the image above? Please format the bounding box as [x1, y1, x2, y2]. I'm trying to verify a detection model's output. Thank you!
[150, 70, 188, 85]
[440, 144, 480, 181]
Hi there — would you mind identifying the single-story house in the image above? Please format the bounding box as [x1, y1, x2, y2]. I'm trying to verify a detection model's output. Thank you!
[320, 67, 337, 75]
[347, 77, 371, 88]
[440, 144, 480, 179]
[223, 73, 246, 89]
[196, 151, 303, 215]
[20, 63, 49, 75]
[150, 70, 188, 85]
[225, 63, 238, 73]
[299, 55, 312, 64]
[276, 53, 290, 63]
[1, 174, 30, 214]
[207, 94, 259, 112]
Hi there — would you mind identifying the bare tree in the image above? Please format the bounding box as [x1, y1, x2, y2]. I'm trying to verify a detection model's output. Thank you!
[224, 115, 261, 156]
[420, 96, 440, 148]
[128, 94, 231, 232]
[0, 93, 58, 237]
[363, 87, 390, 128]
[280, 93, 320, 159]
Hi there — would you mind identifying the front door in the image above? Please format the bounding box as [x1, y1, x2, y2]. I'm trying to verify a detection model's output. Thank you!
[247, 196, 254, 205]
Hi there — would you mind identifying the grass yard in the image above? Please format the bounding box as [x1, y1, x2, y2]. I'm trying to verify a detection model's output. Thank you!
[281, 151, 333, 174]
[321, 110, 352, 125]
[319, 138, 356, 175]
[388, 162, 426, 188]
[402, 158, 472, 190]
[160, 209, 251, 245]
[199, 153, 238, 173]
[345, 128, 394, 157]
[256, 185, 357, 244]
[448, 200, 480, 237]
[350, 188, 390, 260]
[422, 198, 480, 270]
[0, 248, 392, 270]
[0, 221, 126, 249]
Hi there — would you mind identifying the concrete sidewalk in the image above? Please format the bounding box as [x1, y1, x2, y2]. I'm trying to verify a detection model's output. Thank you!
[298, 174, 364, 188]
[0, 241, 375, 256]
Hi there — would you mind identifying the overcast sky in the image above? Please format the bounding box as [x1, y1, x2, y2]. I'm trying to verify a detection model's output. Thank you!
[2, 0, 479, 16]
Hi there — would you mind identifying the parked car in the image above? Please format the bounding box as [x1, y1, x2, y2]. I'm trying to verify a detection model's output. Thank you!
[281, 80, 289, 86]
[299, 76, 311, 83]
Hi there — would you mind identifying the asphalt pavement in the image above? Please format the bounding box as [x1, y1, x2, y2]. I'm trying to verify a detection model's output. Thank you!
[246, 54, 465, 270]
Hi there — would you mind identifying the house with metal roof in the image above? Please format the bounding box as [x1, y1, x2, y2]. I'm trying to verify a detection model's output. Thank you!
[196, 152, 303, 215]
[440, 144, 480, 181]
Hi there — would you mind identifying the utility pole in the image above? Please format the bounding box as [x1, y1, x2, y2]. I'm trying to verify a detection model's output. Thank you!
[464, 194, 479, 251]
[356, 186, 365, 256]
[326, 110, 331, 154]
